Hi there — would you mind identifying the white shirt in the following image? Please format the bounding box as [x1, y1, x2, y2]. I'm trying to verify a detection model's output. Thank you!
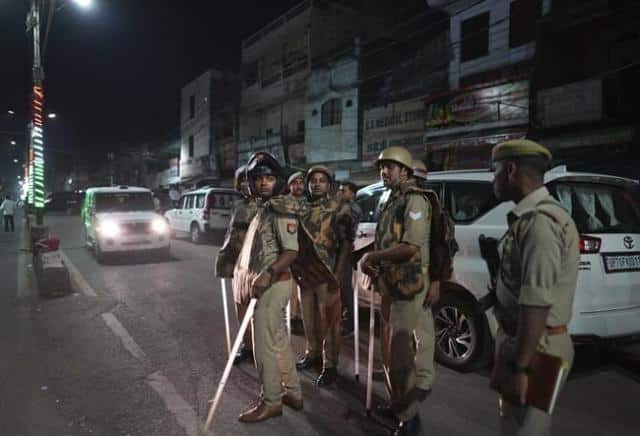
[0, 199, 17, 216]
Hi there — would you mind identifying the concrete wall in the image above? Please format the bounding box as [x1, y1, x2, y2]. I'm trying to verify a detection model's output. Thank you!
[180, 70, 214, 180]
[448, 0, 551, 89]
[305, 55, 359, 163]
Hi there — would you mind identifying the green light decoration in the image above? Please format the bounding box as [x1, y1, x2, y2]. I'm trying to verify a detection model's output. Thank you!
[31, 85, 45, 209]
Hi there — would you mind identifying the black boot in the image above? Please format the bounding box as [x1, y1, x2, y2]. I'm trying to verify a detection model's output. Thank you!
[316, 367, 337, 387]
[233, 347, 253, 365]
[391, 415, 420, 436]
[296, 354, 322, 370]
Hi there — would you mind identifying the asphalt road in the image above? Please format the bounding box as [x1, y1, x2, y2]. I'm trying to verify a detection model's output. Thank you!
[1, 212, 640, 435]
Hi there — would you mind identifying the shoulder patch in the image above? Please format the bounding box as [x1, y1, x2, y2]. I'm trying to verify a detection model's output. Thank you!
[287, 222, 298, 234]
[409, 210, 422, 220]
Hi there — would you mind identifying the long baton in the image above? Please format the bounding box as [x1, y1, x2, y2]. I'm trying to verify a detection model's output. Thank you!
[354, 274, 359, 381]
[286, 300, 291, 340]
[220, 278, 231, 356]
[202, 297, 258, 435]
[365, 286, 375, 414]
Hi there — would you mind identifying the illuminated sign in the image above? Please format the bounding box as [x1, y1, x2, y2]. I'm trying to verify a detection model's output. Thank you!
[30, 85, 45, 209]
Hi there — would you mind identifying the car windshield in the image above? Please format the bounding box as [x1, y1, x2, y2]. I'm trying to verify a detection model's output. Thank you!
[94, 192, 155, 212]
[550, 182, 640, 234]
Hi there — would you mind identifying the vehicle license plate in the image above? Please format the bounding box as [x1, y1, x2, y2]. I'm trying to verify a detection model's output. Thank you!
[602, 253, 640, 273]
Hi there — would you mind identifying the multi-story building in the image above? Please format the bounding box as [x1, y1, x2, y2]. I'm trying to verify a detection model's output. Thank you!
[180, 70, 237, 187]
[237, 0, 363, 167]
[531, 0, 639, 178]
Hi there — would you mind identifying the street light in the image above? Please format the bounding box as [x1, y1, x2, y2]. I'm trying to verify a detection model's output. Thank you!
[14, 159, 19, 164]
[47, 113, 57, 119]
[72, 0, 93, 8]
[10, 140, 16, 145]
[7, 110, 15, 115]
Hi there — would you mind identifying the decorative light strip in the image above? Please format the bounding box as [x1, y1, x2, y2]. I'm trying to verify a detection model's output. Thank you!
[31, 85, 45, 209]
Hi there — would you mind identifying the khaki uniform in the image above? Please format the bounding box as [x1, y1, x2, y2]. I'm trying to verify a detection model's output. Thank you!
[288, 194, 305, 320]
[233, 199, 302, 407]
[494, 187, 579, 436]
[295, 196, 353, 369]
[375, 180, 435, 421]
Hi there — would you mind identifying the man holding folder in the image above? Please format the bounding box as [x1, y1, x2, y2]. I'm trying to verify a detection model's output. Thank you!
[490, 139, 579, 435]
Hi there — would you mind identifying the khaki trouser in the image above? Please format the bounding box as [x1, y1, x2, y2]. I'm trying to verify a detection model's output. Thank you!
[380, 290, 436, 398]
[301, 283, 342, 369]
[385, 286, 433, 421]
[254, 279, 302, 407]
[290, 282, 301, 319]
[496, 329, 574, 436]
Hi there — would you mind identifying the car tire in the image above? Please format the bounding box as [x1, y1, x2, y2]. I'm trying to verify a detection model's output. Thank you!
[190, 223, 202, 244]
[433, 292, 486, 372]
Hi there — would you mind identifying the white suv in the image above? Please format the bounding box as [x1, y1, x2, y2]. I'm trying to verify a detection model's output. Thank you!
[82, 186, 171, 263]
[354, 167, 640, 371]
[164, 187, 241, 244]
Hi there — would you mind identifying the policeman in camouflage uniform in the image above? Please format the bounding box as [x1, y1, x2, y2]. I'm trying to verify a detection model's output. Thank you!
[215, 165, 259, 364]
[295, 165, 354, 387]
[287, 171, 306, 331]
[361, 146, 439, 436]
[490, 140, 579, 436]
[233, 152, 303, 423]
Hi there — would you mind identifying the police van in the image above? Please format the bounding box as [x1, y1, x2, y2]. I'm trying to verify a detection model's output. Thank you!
[354, 167, 640, 371]
[81, 186, 171, 262]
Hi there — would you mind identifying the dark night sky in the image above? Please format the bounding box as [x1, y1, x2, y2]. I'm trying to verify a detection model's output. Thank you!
[1, 0, 301, 156]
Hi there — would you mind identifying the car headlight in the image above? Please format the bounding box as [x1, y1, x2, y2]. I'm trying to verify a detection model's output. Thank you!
[97, 220, 120, 238]
[151, 218, 168, 234]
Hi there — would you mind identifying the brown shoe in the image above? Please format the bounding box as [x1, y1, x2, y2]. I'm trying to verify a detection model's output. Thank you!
[282, 393, 304, 411]
[238, 402, 283, 423]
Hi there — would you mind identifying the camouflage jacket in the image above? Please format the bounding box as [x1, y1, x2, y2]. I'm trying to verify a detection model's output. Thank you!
[215, 196, 258, 279]
[374, 181, 432, 300]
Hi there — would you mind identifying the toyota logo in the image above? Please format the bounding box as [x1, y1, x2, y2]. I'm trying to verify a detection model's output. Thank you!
[624, 236, 635, 250]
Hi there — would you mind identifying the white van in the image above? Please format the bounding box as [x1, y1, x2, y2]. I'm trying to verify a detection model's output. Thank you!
[82, 186, 171, 262]
[163, 187, 241, 244]
[354, 167, 640, 371]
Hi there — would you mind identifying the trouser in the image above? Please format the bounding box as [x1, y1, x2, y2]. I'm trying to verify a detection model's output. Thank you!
[340, 266, 354, 321]
[4, 215, 14, 232]
[496, 329, 574, 436]
[301, 282, 342, 369]
[254, 279, 302, 407]
[235, 302, 253, 351]
[290, 281, 301, 319]
[385, 286, 434, 421]
[380, 290, 436, 397]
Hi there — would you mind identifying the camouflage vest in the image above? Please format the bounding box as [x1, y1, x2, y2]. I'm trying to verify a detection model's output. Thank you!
[374, 181, 432, 299]
[215, 196, 258, 278]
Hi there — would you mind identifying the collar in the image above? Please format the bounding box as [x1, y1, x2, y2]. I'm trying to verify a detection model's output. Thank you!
[507, 186, 550, 224]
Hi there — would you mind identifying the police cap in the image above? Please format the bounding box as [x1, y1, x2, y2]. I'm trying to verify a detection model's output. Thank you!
[246, 152, 283, 178]
[306, 165, 334, 184]
[376, 146, 413, 172]
[288, 171, 305, 186]
[491, 139, 552, 163]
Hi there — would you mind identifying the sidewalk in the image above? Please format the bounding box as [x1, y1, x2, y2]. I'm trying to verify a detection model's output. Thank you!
[0, 210, 78, 435]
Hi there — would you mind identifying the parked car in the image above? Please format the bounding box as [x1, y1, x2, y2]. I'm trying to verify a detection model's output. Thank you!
[45, 191, 84, 214]
[163, 186, 241, 244]
[81, 186, 171, 262]
[353, 166, 640, 371]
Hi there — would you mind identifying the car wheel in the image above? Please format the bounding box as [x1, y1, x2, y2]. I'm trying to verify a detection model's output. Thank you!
[190, 223, 201, 244]
[433, 293, 485, 372]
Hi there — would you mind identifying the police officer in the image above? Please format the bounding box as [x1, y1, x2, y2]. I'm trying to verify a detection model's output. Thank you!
[296, 165, 354, 387]
[287, 171, 306, 332]
[215, 165, 259, 364]
[233, 152, 303, 423]
[361, 146, 438, 436]
[490, 139, 579, 436]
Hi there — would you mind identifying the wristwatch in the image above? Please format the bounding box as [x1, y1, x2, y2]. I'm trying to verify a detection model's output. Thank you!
[508, 361, 531, 374]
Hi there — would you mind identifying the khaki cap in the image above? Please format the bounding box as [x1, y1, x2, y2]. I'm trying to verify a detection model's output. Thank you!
[491, 139, 552, 163]
[288, 171, 305, 185]
[376, 146, 413, 171]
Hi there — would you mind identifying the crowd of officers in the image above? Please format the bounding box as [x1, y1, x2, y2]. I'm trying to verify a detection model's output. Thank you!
[214, 138, 580, 436]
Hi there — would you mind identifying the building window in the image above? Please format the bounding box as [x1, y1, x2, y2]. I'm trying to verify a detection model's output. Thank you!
[312, 109, 318, 116]
[509, 0, 542, 48]
[460, 12, 490, 62]
[297, 120, 305, 133]
[345, 99, 353, 108]
[189, 95, 195, 119]
[321, 98, 342, 127]
[188, 136, 194, 158]
[266, 128, 274, 136]
[243, 61, 258, 88]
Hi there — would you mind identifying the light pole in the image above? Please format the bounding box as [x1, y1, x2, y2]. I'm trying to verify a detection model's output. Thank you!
[25, 0, 92, 225]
